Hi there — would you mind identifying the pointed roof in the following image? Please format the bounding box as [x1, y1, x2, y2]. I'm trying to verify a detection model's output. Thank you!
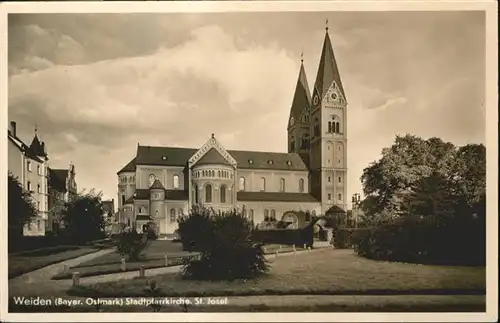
[30, 133, 47, 157]
[149, 179, 165, 190]
[195, 148, 231, 166]
[314, 28, 347, 102]
[289, 61, 312, 123]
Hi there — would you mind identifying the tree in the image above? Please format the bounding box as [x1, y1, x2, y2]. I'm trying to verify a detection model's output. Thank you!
[360, 135, 484, 222]
[8, 173, 37, 244]
[60, 189, 106, 244]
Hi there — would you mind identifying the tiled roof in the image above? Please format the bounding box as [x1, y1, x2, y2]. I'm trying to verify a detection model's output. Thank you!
[117, 157, 136, 174]
[124, 196, 134, 204]
[129, 145, 310, 171]
[134, 189, 149, 200]
[30, 134, 47, 158]
[49, 169, 67, 192]
[194, 148, 231, 166]
[237, 191, 319, 203]
[150, 179, 165, 190]
[314, 30, 347, 102]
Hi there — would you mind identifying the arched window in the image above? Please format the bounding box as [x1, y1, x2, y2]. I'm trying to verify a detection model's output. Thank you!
[194, 185, 200, 204]
[305, 212, 311, 222]
[299, 179, 305, 192]
[218, 170, 221, 177]
[328, 121, 332, 133]
[220, 185, 226, 203]
[170, 208, 176, 223]
[239, 177, 245, 191]
[328, 193, 332, 201]
[148, 174, 156, 187]
[211, 170, 215, 177]
[205, 184, 213, 203]
[338, 193, 342, 201]
[173, 175, 180, 189]
[335, 122, 340, 133]
[264, 209, 269, 221]
[280, 178, 285, 192]
[270, 209, 276, 221]
[260, 177, 266, 192]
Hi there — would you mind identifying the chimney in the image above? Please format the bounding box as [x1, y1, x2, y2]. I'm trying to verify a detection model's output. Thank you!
[9, 121, 16, 136]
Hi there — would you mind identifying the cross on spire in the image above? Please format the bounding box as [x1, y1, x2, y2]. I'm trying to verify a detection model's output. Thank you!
[325, 18, 329, 32]
[34, 124, 38, 134]
[300, 52, 304, 64]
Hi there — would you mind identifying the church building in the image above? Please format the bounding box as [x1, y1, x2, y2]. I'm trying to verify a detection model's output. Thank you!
[117, 26, 348, 235]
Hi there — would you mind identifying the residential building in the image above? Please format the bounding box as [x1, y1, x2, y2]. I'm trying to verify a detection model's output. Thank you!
[47, 163, 77, 232]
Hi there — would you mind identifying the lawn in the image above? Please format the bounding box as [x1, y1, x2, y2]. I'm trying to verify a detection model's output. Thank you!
[53, 240, 199, 280]
[68, 249, 486, 298]
[9, 245, 100, 279]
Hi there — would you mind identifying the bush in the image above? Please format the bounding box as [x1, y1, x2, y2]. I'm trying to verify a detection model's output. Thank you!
[182, 208, 269, 281]
[250, 223, 314, 247]
[177, 205, 214, 251]
[144, 222, 158, 240]
[115, 229, 149, 261]
[353, 214, 486, 266]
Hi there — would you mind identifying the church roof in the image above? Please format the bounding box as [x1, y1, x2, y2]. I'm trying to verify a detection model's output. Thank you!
[325, 205, 346, 215]
[150, 179, 165, 190]
[288, 62, 312, 124]
[314, 29, 347, 102]
[194, 148, 231, 167]
[117, 157, 136, 174]
[29, 133, 47, 158]
[124, 145, 310, 171]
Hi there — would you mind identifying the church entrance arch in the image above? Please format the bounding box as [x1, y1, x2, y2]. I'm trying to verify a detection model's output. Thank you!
[281, 212, 299, 229]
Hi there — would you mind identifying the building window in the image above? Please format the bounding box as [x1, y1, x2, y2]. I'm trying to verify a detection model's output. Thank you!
[178, 208, 183, 217]
[279, 178, 285, 192]
[194, 185, 200, 204]
[37, 201, 40, 210]
[27, 181, 32, 192]
[37, 165, 41, 175]
[121, 195, 125, 205]
[264, 209, 269, 221]
[328, 193, 332, 201]
[338, 176, 342, 183]
[328, 176, 331, 182]
[148, 174, 156, 187]
[299, 179, 304, 193]
[37, 184, 41, 193]
[239, 177, 245, 191]
[270, 209, 276, 221]
[170, 209, 176, 223]
[260, 177, 266, 192]
[220, 185, 226, 203]
[305, 212, 311, 222]
[338, 193, 342, 201]
[205, 184, 212, 203]
[173, 175, 180, 189]
[27, 161, 32, 172]
[335, 122, 340, 133]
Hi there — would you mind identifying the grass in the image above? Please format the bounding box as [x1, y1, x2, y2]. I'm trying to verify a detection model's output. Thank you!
[68, 249, 486, 298]
[52, 240, 199, 280]
[9, 246, 99, 279]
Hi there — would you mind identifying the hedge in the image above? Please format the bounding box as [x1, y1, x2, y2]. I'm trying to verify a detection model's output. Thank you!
[250, 225, 314, 248]
[352, 215, 486, 266]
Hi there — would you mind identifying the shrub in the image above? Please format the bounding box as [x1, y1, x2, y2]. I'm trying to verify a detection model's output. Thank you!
[115, 229, 149, 261]
[353, 214, 486, 266]
[177, 205, 214, 251]
[182, 208, 269, 281]
[144, 222, 158, 241]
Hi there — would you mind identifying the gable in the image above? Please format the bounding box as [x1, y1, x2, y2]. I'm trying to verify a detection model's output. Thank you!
[188, 135, 237, 168]
[194, 148, 232, 167]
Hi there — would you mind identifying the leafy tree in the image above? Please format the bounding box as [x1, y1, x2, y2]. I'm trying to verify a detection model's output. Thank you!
[8, 173, 37, 244]
[116, 229, 149, 261]
[360, 135, 485, 221]
[60, 189, 106, 244]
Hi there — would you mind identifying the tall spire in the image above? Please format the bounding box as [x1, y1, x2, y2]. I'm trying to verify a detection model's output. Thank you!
[30, 124, 47, 157]
[313, 22, 347, 103]
[288, 55, 312, 125]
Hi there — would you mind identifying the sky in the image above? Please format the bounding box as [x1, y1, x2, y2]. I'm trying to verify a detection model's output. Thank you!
[7, 11, 486, 206]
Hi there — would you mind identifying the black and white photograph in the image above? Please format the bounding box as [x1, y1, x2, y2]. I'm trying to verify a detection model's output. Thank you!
[1, 1, 497, 321]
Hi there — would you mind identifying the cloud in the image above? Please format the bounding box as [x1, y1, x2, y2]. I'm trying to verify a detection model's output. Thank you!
[7, 12, 486, 202]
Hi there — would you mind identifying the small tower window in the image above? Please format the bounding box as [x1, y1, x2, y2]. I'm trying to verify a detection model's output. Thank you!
[328, 193, 332, 201]
[173, 175, 180, 189]
[220, 185, 227, 203]
[338, 176, 342, 183]
[338, 193, 342, 201]
[260, 177, 266, 192]
[328, 176, 331, 182]
[205, 184, 213, 203]
[299, 179, 304, 193]
[239, 177, 245, 191]
[279, 178, 285, 192]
